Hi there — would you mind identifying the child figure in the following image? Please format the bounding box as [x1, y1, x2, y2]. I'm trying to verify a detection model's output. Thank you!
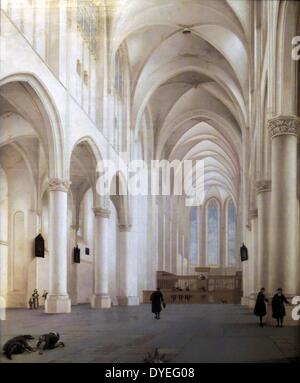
[28, 297, 33, 310]
[42, 290, 48, 300]
[32, 289, 39, 309]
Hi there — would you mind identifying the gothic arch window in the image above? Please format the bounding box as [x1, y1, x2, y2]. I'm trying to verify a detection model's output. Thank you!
[206, 199, 220, 266]
[189, 207, 198, 265]
[75, 0, 98, 119]
[227, 199, 237, 266]
[77, 0, 97, 55]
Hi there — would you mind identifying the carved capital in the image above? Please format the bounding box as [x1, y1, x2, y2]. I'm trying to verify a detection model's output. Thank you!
[249, 208, 258, 220]
[268, 115, 300, 139]
[93, 207, 111, 218]
[118, 224, 132, 232]
[48, 178, 71, 193]
[256, 180, 271, 194]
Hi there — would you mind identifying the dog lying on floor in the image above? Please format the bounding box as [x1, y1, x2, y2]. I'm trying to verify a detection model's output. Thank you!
[3, 335, 36, 360]
[3, 333, 65, 359]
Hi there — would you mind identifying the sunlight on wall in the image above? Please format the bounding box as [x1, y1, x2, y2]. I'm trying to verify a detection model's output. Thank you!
[207, 200, 219, 266]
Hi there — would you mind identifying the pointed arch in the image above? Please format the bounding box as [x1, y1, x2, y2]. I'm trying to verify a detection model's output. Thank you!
[0, 73, 64, 178]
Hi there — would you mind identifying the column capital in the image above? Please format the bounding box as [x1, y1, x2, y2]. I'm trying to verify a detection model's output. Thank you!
[268, 115, 300, 139]
[48, 178, 71, 193]
[249, 208, 258, 220]
[93, 207, 111, 218]
[256, 180, 271, 194]
[118, 224, 132, 232]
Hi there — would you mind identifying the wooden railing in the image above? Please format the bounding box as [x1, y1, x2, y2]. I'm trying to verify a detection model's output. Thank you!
[143, 271, 242, 304]
[157, 271, 207, 291]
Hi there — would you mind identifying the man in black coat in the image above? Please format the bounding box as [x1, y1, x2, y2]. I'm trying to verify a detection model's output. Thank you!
[272, 288, 290, 327]
[36, 332, 65, 354]
[3, 335, 36, 360]
[254, 288, 269, 327]
[150, 288, 165, 319]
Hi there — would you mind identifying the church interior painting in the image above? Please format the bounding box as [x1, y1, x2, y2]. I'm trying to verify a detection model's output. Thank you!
[0, 0, 299, 364]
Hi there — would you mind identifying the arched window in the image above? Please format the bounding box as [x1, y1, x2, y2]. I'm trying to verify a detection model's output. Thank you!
[207, 199, 220, 266]
[76, 0, 98, 119]
[227, 199, 237, 266]
[189, 207, 198, 265]
[77, 0, 97, 54]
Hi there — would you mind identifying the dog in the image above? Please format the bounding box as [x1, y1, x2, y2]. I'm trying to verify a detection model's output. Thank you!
[3, 335, 36, 360]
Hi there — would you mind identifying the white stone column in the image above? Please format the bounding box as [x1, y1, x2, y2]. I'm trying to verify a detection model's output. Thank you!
[118, 224, 139, 306]
[241, 235, 250, 305]
[91, 207, 111, 309]
[248, 209, 258, 307]
[0, 240, 7, 319]
[181, 234, 185, 275]
[171, 207, 178, 274]
[69, 224, 79, 304]
[162, 213, 166, 271]
[157, 200, 164, 271]
[268, 116, 300, 295]
[45, 179, 71, 314]
[256, 180, 271, 292]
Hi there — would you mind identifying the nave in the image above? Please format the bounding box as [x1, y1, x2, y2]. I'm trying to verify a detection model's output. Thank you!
[0, 1, 300, 366]
[0, 304, 299, 363]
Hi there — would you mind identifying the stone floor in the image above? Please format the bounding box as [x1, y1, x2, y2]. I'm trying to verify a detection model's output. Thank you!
[0, 304, 299, 363]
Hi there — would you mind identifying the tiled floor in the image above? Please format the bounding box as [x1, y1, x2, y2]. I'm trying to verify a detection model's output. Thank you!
[0, 304, 299, 363]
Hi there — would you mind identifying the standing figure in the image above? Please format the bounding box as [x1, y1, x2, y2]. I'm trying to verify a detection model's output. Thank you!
[150, 288, 165, 320]
[253, 288, 269, 327]
[272, 288, 290, 328]
[42, 290, 48, 304]
[28, 297, 33, 310]
[32, 289, 39, 309]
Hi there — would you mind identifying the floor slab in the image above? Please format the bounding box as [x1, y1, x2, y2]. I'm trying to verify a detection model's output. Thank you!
[0, 304, 299, 363]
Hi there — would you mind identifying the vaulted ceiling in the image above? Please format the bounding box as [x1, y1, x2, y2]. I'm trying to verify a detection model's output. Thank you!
[110, 0, 251, 203]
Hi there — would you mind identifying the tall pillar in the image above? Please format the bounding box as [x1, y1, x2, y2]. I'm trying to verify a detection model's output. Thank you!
[118, 224, 139, 306]
[45, 179, 71, 314]
[176, 229, 180, 273]
[0, 239, 7, 319]
[157, 201, 164, 271]
[268, 116, 300, 295]
[91, 207, 111, 309]
[171, 208, 178, 274]
[256, 180, 271, 291]
[248, 209, 258, 306]
[69, 224, 79, 304]
[241, 236, 250, 305]
[162, 213, 166, 271]
[164, 210, 171, 272]
[181, 234, 185, 275]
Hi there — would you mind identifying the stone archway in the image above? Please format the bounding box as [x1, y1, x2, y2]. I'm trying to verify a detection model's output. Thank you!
[0, 78, 62, 308]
